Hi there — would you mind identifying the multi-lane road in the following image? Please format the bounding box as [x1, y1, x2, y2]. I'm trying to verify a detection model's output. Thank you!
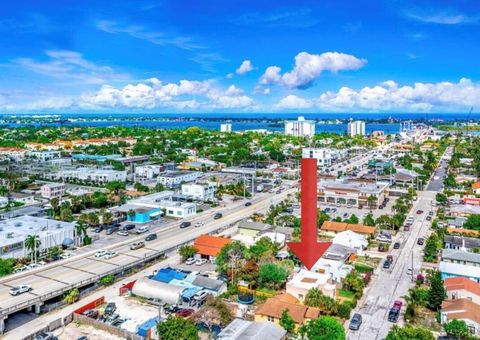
[0, 187, 296, 333]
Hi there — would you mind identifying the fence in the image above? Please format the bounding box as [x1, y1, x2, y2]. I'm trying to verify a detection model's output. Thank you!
[21, 313, 73, 340]
[73, 313, 143, 340]
[74, 296, 105, 315]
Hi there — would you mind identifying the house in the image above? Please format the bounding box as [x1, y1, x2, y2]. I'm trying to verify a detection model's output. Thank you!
[444, 277, 480, 305]
[320, 221, 376, 236]
[332, 230, 368, 255]
[449, 204, 480, 217]
[312, 244, 355, 281]
[441, 299, 480, 336]
[41, 183, 66, 199]
[439, 249, 480, 283]
[444, 235, 480, 253]
[218, 319, 287, 340]
[286, 269, 336, 301]
[472, 182, 480, 195]
[463, 196, 480, 206]
[237, 220, 271, 237]
[255, 293, 321, 328]
[194, 235, 231, 262]
[447, 217, 467, 229]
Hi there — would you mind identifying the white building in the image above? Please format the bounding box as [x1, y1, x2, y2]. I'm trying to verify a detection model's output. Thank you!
[347, 120, 366, 137]
[284, 116, 316, 138]
[0, 197, 8, 208]
[220, 123, 232, 132]
[29, 150, 62, 162]
[41, 183, 66, 199]
[181, 182, 216, 201]
[286, 269, 336, 300]
[160, 200, 197, 218]
[135, 164, 163, 180]
[157, 171, 202, 187]
[317, 179, 389, 208]
[332, 230, 368, 255]
[47, 168, 127, 184]
[302, 148, 336, 168]
[0, 216, 75, 259]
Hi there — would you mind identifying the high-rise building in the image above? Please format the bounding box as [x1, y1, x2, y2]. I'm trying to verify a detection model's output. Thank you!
[220, 123, 232, 132]
[347, 120, 366, 136]
[284, 116, 316, 137]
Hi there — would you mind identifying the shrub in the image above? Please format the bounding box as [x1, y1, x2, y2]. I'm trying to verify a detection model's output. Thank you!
[338, 301, 353, 319]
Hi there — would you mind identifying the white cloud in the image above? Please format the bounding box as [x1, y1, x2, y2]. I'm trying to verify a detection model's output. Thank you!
[236, 60, 254, 75]
[263, 88, 271, 95]
[226, 73, 234, 79]
[276, 94, 313, 109]
[14, 50, 129, 84]
[259, 51, 366, 89]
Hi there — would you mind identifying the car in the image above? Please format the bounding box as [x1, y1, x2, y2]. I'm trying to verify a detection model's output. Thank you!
[59, 253, 72, 259]
[416, 210, 424, 215]
[26, 263, 42, 270]
[111, 318, 125, 327]
[349, 313, 363, 331]
[417, 238, 424, 245]
[429, 211, 434, 216]
[194, 290, 210, 301]
[388, 308, 400, 323]
[82, 309, 99, 319]
[214, 213, 223, 219]
[92, 226, 103, 233]
[383, 260, 391, 269]
[378, 244, 386, 252]
[347, 204, 352, 208]
[426, 216, 432, 221]
[194, 222, 204, 228]
[386, 255, 394, 263]
[393, 242, 401, 249]
[342, 213, 349, 218]
[117, 230, 129, 236]
[195, 258, 208, 266]
[136, 226, 149, 234]
[185, 257, 196, 265]
[331, 208, 337, 213]
[406, 267, 413, 275]
[95, 250, 108, 257]
[393, 300, 403, 310]
[104, 302, 116, 315]
[336, 203, 341, 207]
[145, 233, 157, 241]
[180, 221, 191, 229]
[104, 251, 118, 259]
[123, 224, 136, 231]
[105, 313, 120, 324]
[33, 332, 58, 340]
[403, 225, 410, 231]
[176, 308, 194, 318]
[9, 284, 32, 296]
[244, 201, 252, 207]
[324, 207, 330, 212]
[105, 227, 119, 235]
[129, 241, 145, 250]
[77, 336, 88, 340]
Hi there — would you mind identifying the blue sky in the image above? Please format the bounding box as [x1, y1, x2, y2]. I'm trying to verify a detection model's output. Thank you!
[1, 0, 480, 113]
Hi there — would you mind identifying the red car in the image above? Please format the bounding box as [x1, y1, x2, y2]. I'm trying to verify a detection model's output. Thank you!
[176, 308, 194, 318]
[416, 210, 424, 215]
[404, 225, 410, 231]
[393, 300, 403, 310]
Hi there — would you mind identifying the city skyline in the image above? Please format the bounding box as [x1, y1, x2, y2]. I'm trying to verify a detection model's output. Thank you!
[1, 0, 480, 113]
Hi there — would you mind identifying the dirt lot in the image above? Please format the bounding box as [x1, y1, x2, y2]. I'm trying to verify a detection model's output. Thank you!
[57, 323, 123, 340]
[105, 295, 159, 333]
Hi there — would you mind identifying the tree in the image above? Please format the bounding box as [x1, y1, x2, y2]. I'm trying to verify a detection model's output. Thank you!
[367, 195, 377, 208]
[179, 245, 197, 261]
[157, 316, 199, 340]
[317, 210, 330, 228]
[363, 212, 375, 226]
[100, 274, 115, 286]
[24, 234, 41, 262]
[386, 325, 434, 340]
[86, 212, 99, 227]
[463, 214, 480, 231]
[303, 288, 338, 316]
[444, 319, 469, 339]
[63, 288, 80, 304]
[343, 273, 365, 298]
[0, 258, 16, 277]
[50, 197, 60, 216]
[75, 220, 89, 245]
[298, 316, 345, 340]
[215, 241, 250, 277]
[427, 270, 446, 311]
[423, 234, 440, 262]
[101, 210, 113, 225]
[436, 193, 448, 204]
[249, 237, 279, 260]
[0, 185, 8, 197]
[346, 214, 359, 224]
[258, 263, 290, 290]
[279, 309, 296, 334]
[106, 180, 126, 195]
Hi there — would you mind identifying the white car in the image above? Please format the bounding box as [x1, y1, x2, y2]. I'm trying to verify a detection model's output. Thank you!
[104, 251, 118, 259]
[195, 222, 204, 228]
[117, 230, 129, 236]
[95, 250, 108, 257]
[14, 266, 29, 273]
[26, 263, 42, 270]
[9, 284, 32, 296]
[406, 267, 413, 275]
[60, 253, 72, 259]
[195, 258, 208, 266]
[185, 257, 196, 265]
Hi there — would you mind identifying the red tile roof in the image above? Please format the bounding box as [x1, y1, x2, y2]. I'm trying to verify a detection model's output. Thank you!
[445, 277, 480, 297]
[194, 235, 231, 257]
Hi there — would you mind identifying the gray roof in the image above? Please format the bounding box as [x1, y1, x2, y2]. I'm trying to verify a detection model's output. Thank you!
[322, 243, 356, 261]
[444, 235, 480, 249]
[442, 249, 480, 263]
[218, 319, 286, 340]
[447, 217, 466, 228]
[238, 220, 271, 232]
[192, 275, 226, 292]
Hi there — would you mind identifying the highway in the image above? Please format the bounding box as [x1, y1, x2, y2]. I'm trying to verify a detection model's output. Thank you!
[0, 187, 296, 333]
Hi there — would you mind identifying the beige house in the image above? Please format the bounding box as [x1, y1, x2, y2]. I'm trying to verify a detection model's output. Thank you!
[441, 299, 480, 336]
[286, 269, 336, 301]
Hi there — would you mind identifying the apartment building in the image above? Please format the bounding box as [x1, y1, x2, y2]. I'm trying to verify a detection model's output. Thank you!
[284, 116, 315, 138]
[41, 183, 66, 199]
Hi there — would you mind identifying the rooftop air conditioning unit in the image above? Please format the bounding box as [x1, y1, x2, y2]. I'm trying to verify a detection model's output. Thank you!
[14, 222, 22, 227]
[6, 232, 14, 238]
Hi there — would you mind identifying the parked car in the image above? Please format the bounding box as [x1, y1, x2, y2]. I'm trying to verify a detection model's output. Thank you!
[388, 308, 400, 323]
[176, 308, 194, 318]
[429, 211, 434, 216]
[426, 216, 432, 221]
[105, 226, 119, 235]
[393, 300, 403, 310]
[416, 210, 424, 215]
[104, 251, 118, 260]
[386, 255, 394, 263]
[95, 250, 108, 257]
[393, 242, 401, 249]
[117, 230, 129, 236]
[214, 213, 223, 219]
[193, 290, 209, 301]
[194, 222, 204, 228]
[123, 224, 136, 231]
[104, 302, 116, 315]
[383, 260, 391, 269]
[92, 226, 103, 233]
[105, 313, 120, 324]
[82, 309, 99, 319]
[145, 233, 157, 241]
[195, 258, 208, 266]
[244, 201, 252, 207]
[111, 318, 125, 327]
[406, 267, 413, 275]
[349, 313, 362, 331]
[33, 332, 58, 340]
[9, 284, 32, 296]
[180, 221, 192, 229]
[403, 225, 410, 231]
[136, 226, 149, 234]
[185, 257, 196, 265]
[417, 238, 424, 245]
[129, 241, 145, 250]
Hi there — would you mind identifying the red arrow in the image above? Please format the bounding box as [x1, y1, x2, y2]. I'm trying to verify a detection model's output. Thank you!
[288, 158, 331, 270]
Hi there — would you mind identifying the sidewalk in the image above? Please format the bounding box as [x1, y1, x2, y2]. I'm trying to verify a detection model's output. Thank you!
[3, 254, 181, 340]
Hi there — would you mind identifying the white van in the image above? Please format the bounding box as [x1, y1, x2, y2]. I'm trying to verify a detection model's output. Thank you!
[136, 226, 149, 234]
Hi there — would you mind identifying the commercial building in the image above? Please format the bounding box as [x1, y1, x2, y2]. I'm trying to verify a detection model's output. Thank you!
[28, 150, 62, 162]
[46, 167, 127, 184]
[317, 179, 388, 208]
[220, 123, 232, 132]
[284, 116, 315, 138]
[9, 192, 36, 205]
[135, 164, 164, 180]
[181, 182, 216, 201]
[157, 171, 201, 187]
[286, 269, 336, 300]
[41, 183, 66, 199]
[347, 120, 366, 137]
[0, 216, 75, 259]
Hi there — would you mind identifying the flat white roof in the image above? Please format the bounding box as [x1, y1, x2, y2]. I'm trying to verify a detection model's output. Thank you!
[287, 269, 330, 289]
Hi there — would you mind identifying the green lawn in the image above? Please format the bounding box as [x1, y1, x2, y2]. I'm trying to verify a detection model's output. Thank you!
[354, 262, 374, 274]
[339, 289, 355, 299]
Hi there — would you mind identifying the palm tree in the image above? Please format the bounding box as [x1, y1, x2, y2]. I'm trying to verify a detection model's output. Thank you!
[102, 210, 113, 225]
[86, 212, 99, 227]
[63, 288, 80, 304]
[127, 209, 136, 221]
[24, 234, 41, 262]
[50, 197, 60, 216]
[0, 185, 8, 197]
